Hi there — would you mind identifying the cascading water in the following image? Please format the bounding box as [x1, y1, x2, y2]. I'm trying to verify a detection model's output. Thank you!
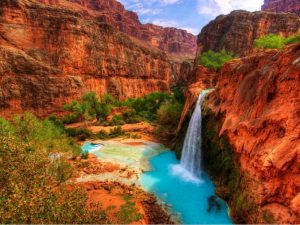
[180, 89, 211, 178]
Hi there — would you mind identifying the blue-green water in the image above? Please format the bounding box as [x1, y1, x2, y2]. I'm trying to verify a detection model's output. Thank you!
[139, 151, 233, 224]
[82, 142, 232, 224]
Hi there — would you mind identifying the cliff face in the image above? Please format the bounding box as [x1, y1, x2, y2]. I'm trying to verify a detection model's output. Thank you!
[197, 10, 300, 57]
[201, 44, 300, 223]
[262, 0, 300, 15]
[0, 0, 171, 117]
[35, 0, 197, 57]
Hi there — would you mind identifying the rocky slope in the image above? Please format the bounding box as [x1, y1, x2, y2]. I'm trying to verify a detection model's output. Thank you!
[0, 0, 171, 117]
[36, 0, 197, 57]
[181, 44, 300, 223]
[262, 0, 300, 15]
[197, 10, 300, 57]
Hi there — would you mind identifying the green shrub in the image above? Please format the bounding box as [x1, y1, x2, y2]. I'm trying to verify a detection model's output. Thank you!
[157, 101, 183, 127]
[254, 34, 285, 49]
[115, 195, 142, 224]
[48, 115, 65, 131]
[199, 50, 235, 69]
[109, 126, 125, 138]
[49, 160, 73, 183]
[65, 128, 93, 141]
[0, 114, 108, 224]
[285, 33, 300, 45]
[97, 130, 109, 140]
[122, 109, 141, 124]
[130, 133, 141, 139]
[109, 115, 126, 126]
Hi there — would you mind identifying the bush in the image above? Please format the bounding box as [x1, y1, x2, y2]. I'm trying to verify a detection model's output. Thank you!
[122, 109, 141, 124]
[254, 34, 285, 49]
[109, 126, 125, 138]
[157, 101, 183, 127]
[97, 130, 109, 140]
[65, 128, 93, 141]
[0, 114, 108, 224]
[199, 50, 235, 70]
[49, 160, 73, 183]
[109, 115, 126, 126]
[115, 195, 142, 224]
[285, 33, 300, 45]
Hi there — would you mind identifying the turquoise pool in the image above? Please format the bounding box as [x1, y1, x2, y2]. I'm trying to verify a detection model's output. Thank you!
[139, 151, 233, 224]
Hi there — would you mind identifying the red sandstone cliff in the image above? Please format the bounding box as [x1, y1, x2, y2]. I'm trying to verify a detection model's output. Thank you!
[35, 0, 197, 57]
[0, 0, 171, 117]
[262, 0, 300, 15]
[197, 10, 300, 57]
[181, 44, 300, 223]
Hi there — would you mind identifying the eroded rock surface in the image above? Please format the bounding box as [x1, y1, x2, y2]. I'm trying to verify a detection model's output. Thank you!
[204, 44, 300, 223]
[0, 0, 171, 117]
[262, 0, 300, 15]
[35, 0, 197, 57]
[197, 10, 300, 57]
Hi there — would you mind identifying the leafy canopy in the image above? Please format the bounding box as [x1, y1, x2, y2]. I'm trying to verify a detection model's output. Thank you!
[254, 33, 300, 49]
[199, 50, 235, 70]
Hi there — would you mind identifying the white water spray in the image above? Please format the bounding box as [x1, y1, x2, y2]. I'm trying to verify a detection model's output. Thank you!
[180, 89, 211, 178]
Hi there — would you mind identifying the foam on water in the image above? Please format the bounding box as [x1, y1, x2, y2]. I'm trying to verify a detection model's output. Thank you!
[170, 164, 203, 184]
[139, 151, 233, 224]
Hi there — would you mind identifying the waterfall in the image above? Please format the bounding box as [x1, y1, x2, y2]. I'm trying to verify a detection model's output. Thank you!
[180, 89, 210, 178]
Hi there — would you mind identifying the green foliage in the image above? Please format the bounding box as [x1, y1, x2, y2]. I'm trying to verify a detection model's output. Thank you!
[108, 126, 125, 138]
[254, 34, 285, 49]
[49, 160, 73, 183]
[0, 113, 109, 224]
[63, 92, 113, 123]
[122, 109, 141, 124]
[123, 92, 173, 121]
[97, 130, 110, 140]
[171, 86, 186, 104]
[109, 115, 126, 126]
[65, 128, 93, 141]
[157, 101, 183, 127]
[116, 195, 142, 224]
[199, 50, 235, 69]
[285, 32, 300, 45]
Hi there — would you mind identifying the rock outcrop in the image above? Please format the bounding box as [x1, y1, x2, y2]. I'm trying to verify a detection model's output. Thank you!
[36, 0, 197, 57]
[201, 44, 300, 223]
[197, 10, 300, 57]
[262, 0, 300, 15]
[0, 0, 171, 117]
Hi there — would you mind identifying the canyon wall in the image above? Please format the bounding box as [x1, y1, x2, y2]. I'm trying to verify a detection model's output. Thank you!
[201, 44, 300, 223]
[35, 0, 197, 57]
[197, 10, 300, 57]
[0, 0, 171, 117]
[262, 0, 300, 15]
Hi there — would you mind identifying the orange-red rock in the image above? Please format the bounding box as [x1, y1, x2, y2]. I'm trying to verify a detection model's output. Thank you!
[197, 10, 300, 57]
[204, 44, 300, 223]
[35, 0, 197, 57]
[0, 0, 172, 117]
[262, 0, 300, 15]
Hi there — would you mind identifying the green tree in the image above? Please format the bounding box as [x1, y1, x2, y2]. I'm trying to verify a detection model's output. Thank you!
[199, 50, 235, 70]
[254, 34, 285, 49]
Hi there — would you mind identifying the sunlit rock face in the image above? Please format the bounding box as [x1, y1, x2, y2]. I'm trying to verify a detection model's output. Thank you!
[197, 10, 300, 57]
[204, 44, 300, 224]
[35, 0, 197, 57]
[0, 0, 171, 117]
[262, 0, 300, 15]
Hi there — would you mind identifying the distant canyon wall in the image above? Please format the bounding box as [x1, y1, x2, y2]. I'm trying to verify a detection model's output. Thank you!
[262, 0, 300, 15]
[35, 0, 197, 57]
[0, 0, 171, 117]
[197, 10, 300, 57]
